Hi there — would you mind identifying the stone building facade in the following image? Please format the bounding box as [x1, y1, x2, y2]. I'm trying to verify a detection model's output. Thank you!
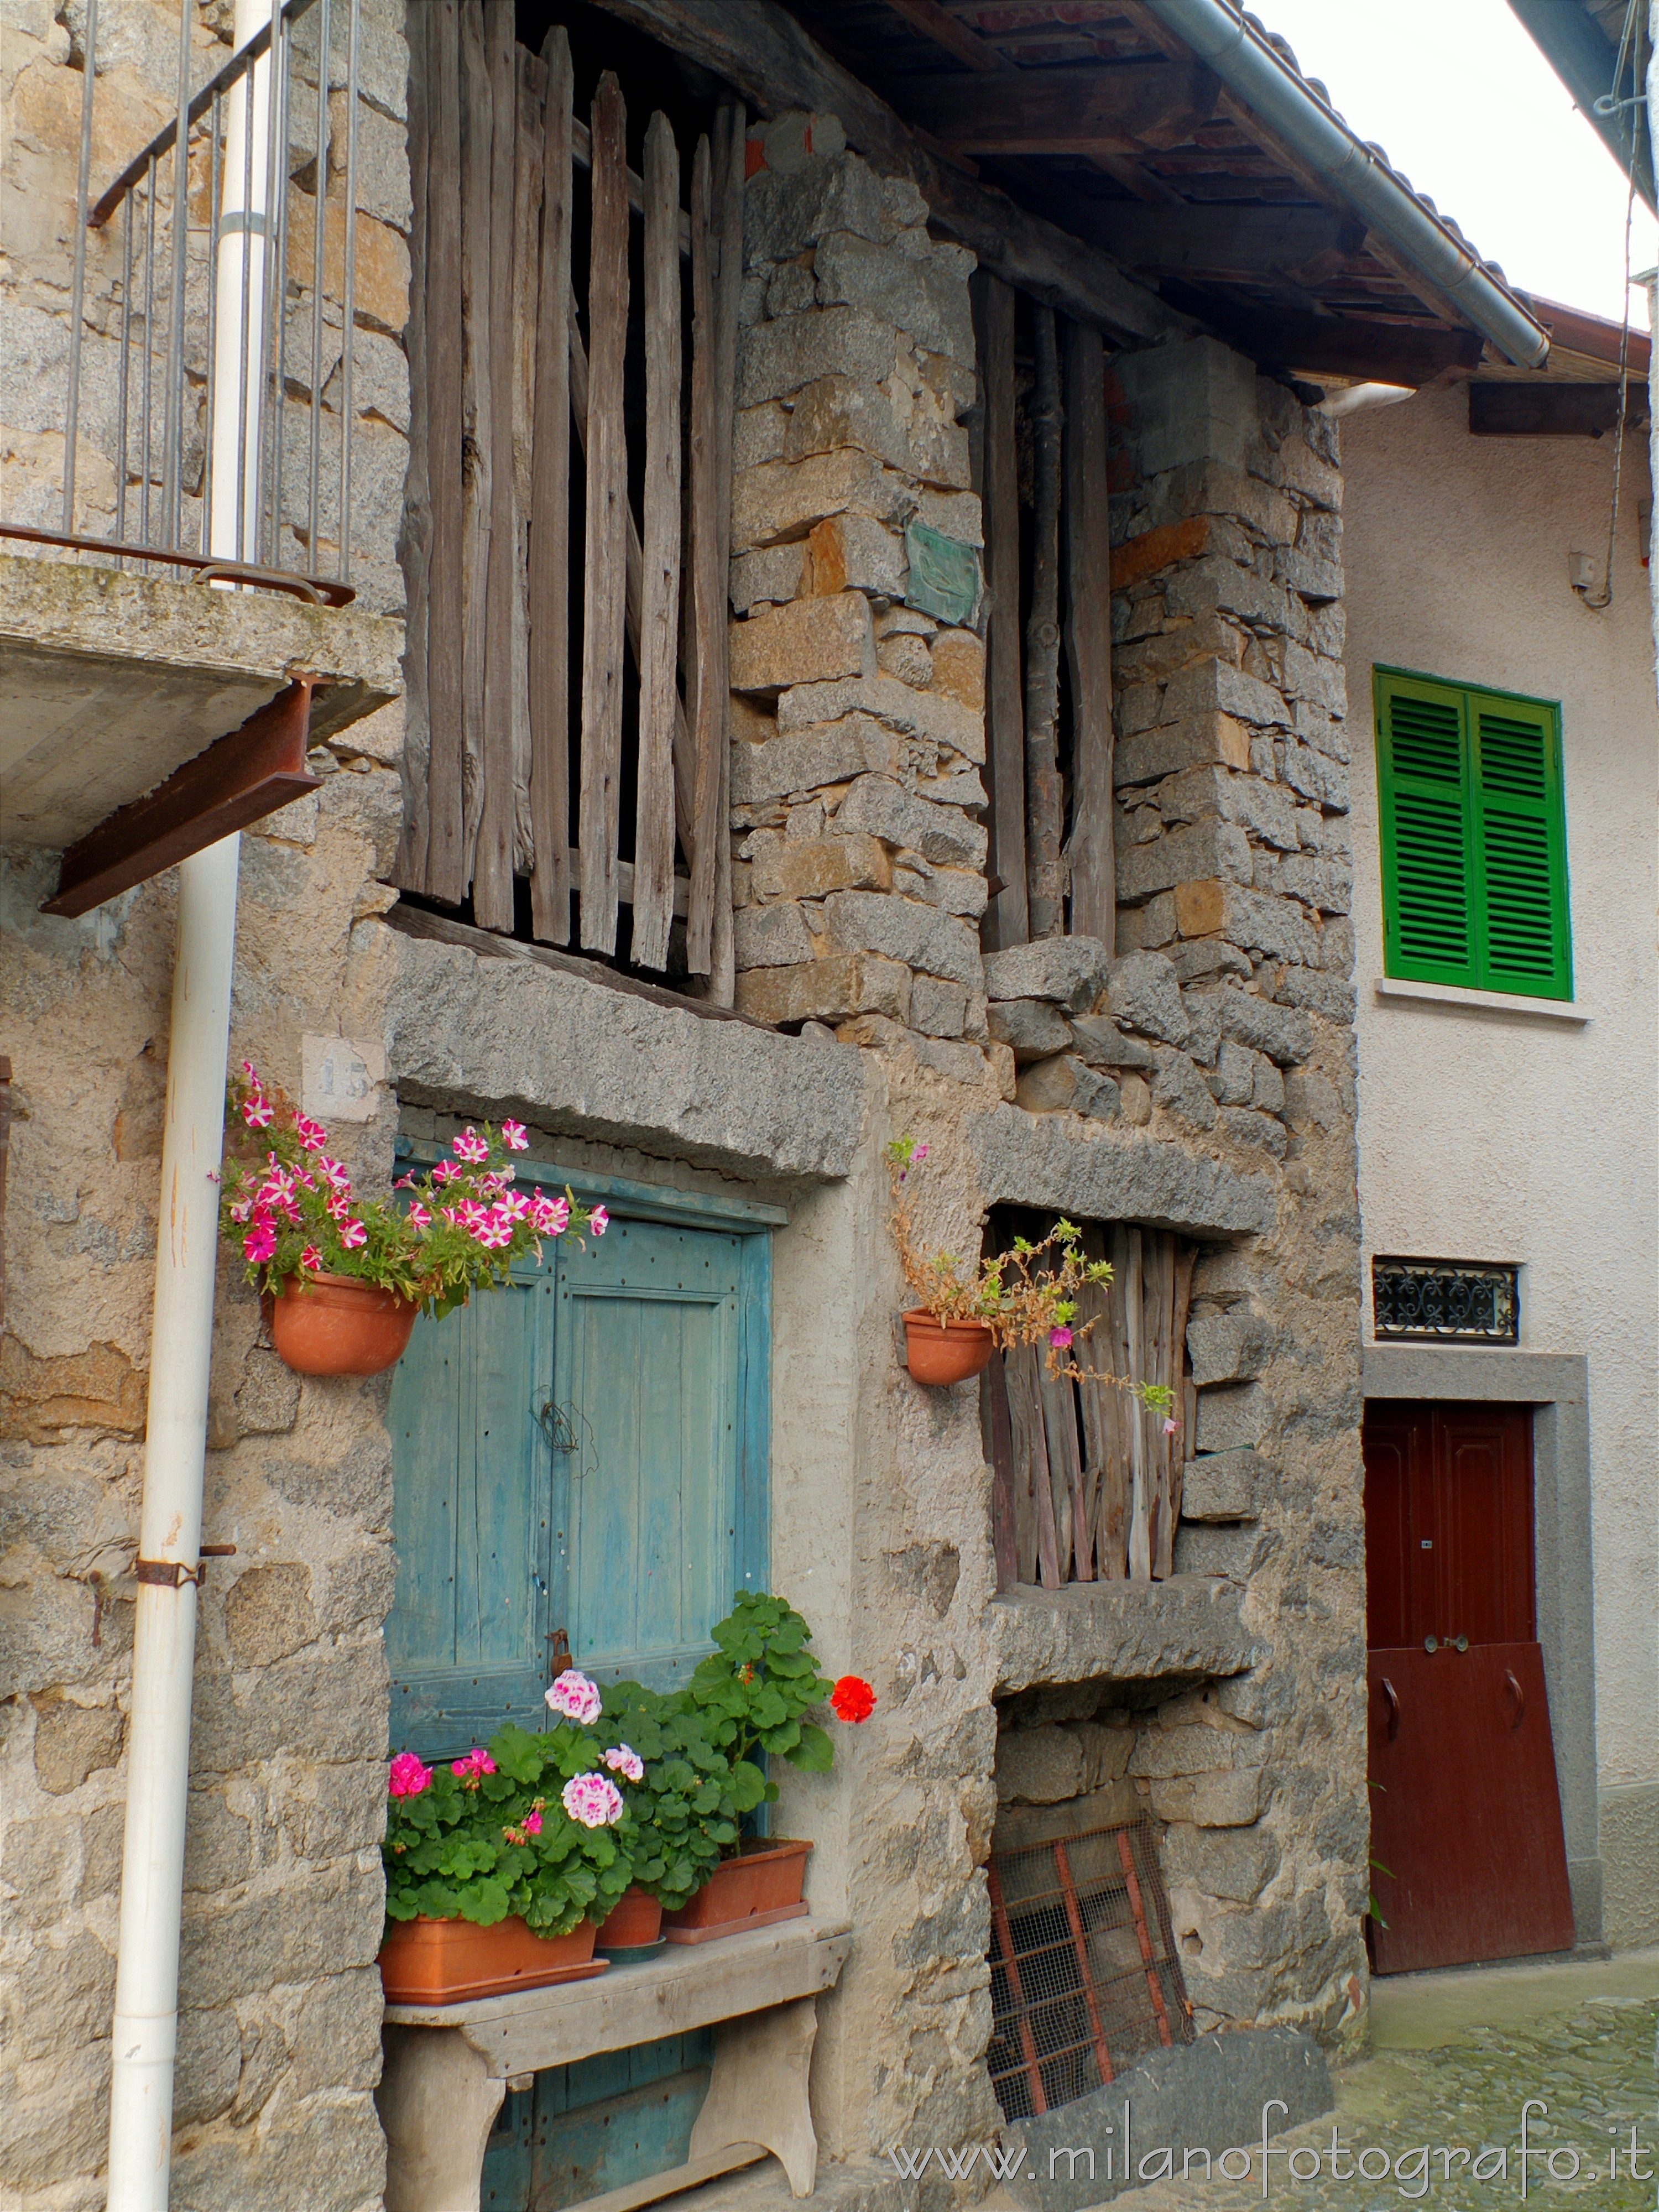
[2, 7, 1373, 2209]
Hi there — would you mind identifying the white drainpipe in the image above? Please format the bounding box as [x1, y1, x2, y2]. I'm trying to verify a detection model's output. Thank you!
[105, 3, 274, 2203]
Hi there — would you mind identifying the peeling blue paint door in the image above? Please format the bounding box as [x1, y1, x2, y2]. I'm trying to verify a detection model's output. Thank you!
[387, 1193, 770, 1758]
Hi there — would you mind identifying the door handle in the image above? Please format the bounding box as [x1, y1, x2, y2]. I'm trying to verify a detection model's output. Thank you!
[1381, 1677, 1400, 1741]
[1504, 1669, 1525, 1726]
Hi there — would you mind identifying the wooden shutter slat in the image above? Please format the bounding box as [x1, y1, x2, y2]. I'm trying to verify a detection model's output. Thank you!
[704, 101, 745, 1009]
[578, 74, 629, 955]
[1376, 672, 1475, 988]
[458, 0, 494, 894]
[528, 27, 573, 945]
[1471, 693, 1571, 998]
[632, 111, 683, 973]
[1062, 318, 1114, 951]
[424, 0, 466, 906]
[508, 45, 544, 881]
[977, 273, 1028, 950]
[474, 0, 518, 933]
[685, 134, 721, 975]
[398, 0, 434, 892]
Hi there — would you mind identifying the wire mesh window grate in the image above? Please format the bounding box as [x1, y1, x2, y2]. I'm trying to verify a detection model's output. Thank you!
[987, 1819, 1191, 2121]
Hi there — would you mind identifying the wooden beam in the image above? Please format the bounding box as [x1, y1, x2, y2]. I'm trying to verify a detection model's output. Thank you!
[1093, 201, 1358, 275]
[1469, 382, 1648, 437]
[1197, 303, 1484, 387]
[906, 59, 1222, 156]
[880, 0, 1003, 71]
[574, 0, 1185, 342]
[44, 680, 322, 919]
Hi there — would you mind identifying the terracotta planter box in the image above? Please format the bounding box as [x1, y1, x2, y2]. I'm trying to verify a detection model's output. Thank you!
[379, 1914, 605, 2004]
[267, 1271, 420, 1377]
[594, 1884, 664, 1953]
[662, 1839, 812, 1944]
[902, 1310, 996, 1386]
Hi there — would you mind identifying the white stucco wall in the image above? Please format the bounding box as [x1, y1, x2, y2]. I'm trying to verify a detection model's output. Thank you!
[1342, 385, 1658, 1825]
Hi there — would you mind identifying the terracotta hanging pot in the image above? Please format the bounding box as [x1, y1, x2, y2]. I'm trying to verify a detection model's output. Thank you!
[901, 1310, 996, 1386]
[265, 1270, 420, 1377]
[593, 1884, 665, 1954]
[662, 1838, 812, 1944]
[379, 1914, 604, 2005]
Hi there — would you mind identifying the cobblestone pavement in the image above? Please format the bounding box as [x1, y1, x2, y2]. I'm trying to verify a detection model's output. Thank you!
[1108, 1951, 1659, 2212]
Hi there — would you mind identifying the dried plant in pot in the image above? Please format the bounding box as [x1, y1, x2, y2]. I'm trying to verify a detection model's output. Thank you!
[219, 1066, 606, 1375]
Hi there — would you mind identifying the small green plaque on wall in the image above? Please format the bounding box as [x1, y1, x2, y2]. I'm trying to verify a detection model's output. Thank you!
[904, 519, 982, 627]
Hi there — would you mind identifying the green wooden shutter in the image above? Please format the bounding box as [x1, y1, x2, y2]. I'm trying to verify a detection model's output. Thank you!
[1375, 669, 1571, 1001]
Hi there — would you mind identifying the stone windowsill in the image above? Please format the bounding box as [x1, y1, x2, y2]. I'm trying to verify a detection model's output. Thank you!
[1372, 977, 1591, 1026]
[992, 1574, 1264, 1694]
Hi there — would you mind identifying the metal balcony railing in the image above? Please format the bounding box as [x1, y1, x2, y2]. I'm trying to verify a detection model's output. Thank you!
[6, 0, 373, 604]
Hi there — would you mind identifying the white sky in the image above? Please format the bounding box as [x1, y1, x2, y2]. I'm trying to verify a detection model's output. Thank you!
[1258, 0, 1657, 327]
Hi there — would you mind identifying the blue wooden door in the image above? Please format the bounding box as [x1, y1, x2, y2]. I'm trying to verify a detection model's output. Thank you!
[388, 1181, 770, 1758]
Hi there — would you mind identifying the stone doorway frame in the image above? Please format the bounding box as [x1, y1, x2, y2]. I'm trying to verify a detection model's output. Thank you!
[1361, 1345, 1600, 1944]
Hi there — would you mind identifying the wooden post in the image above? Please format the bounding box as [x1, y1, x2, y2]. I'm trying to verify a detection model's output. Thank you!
[457, 0, 494, 895]
[579, 72, 629, 954]
[474, 0, 518, 932]
[528, 27, 573, 945]
[705, 101, 745, 1007]
[977, 273, 1027, 951]
[632, 111, 682, 972]
[1024, 303, 1065, 940]
[1063, 318, 1114, 950]
[396, 0, 432, 891]
[685, 133, 720, 975]
[425, 0, 466, 906]
[984, 1356, 1019, 1593]
[509, 48, 545, 881]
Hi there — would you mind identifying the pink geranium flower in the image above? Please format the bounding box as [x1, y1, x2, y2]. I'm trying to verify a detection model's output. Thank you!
[603, 1744, 644, 1783]
[1049, 1326, 1073, 1350]
[501, 1121, 529, 1151]
[545, 1669, 603, 1725]
[451, 1747, 498, 1782]
[452, 1128, 490, 1165]
[522, 1807, 543, 1836]
[562, 1773, 625, 1829]
[588, 1206, 609, 1237]
[388, 1752, 432, 1797]
[243, 1214, 278, 1264]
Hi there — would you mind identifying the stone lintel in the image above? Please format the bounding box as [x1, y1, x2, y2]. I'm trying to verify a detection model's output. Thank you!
[992, 1576, 1264, 1694]
[384, 920, 866, 1183]
[970, 1104, 1277, 1237]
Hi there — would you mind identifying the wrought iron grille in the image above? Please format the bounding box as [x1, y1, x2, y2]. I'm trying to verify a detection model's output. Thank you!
[4, 0, 369, 598]
[1371, 1258, 1520, 1345]
[987, 1819, 1191, 2121]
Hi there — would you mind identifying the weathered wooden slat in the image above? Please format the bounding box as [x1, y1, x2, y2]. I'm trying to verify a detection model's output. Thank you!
[578, 72, 630, 954]
[1097, 201, 1355, 276]
[1093, 1236, 1135, 1582]
[1117, 1228, 1152, 1582]
[1024, 303, 1065, 941]
[1037, 1356, 1087, 1584]
[1163, 1245, 1196, 1577]
[528, 27, 573, 945]
[1007, 1345, 1061, 1590]
[425, 0, 466, 905]
[977, 273, 1027, 951]
[684, 133, 720, 975]
[396, 0, 433, 890]
[904, 60, 1221, 156]
[573, 0, 1185, 343]
[1063, 318, 1114, 950]
[509, 46, 545, 880]
[704, 100, 745, 1009]
[457, 0, 494, 894]
[1141, 1233, 1175, 1582]
[474, 0, 518, 932]
[1002, 1345, 1039, 1589]
[984, 1357, 1019, 1595]
[1074, 1270, 1123, 1581]
[632, 109, 683, 973]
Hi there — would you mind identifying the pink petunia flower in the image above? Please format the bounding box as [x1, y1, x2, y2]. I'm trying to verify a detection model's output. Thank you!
[603, 1744, 644, 1783]
[338, 1219, 368, 1250]
[1049, 1326, 1073, 1350]
[294, 1113, 328, 1152]
[452, 1128, 490, 1164]
[501, 1120, 529, 1151]
[432, 1161, 460, 1185]
[300, 1244, 324, 1271]
[453, 1199, 489, 1234]
[1162, 1416, 1182, 1436]
[530, 1194, 570, 1237]
[316, 1156, 352, 1191]
[242, 1093, 274, 1129]
[561, 1772, 625, 1829]
[545, 1669, 603, 1725]
[388, 1752, 432, 1797]
[588, 1206, 609, 1237]
[243, 1214, 278, 1264]
[407, 1203, 432, 1229]
[472, 1211, 513, 1250]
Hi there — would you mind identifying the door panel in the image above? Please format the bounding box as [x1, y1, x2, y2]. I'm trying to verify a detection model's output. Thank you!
[1368, 1642, 1575, 1971]
[554, 1218, 746, 1692]
[1363, 1401, 1533, 1647]
[387, 1269, 556, 1753]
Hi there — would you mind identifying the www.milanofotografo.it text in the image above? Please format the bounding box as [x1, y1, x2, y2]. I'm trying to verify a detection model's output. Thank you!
[886, 2101, 1659, 2198]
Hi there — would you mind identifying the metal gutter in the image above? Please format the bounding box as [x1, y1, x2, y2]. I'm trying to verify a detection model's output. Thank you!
[1507, 0, 1655, 216]
[1139, 0, 1552, 368]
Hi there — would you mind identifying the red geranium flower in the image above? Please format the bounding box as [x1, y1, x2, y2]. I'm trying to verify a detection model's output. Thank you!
[830, 1675, 877, 1724]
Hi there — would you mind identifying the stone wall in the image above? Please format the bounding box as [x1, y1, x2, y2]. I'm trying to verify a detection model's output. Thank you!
[0, 0, 413, 2203]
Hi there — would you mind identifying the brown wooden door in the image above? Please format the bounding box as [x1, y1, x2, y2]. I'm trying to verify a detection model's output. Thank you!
[1363, 1401, 1575, 1973]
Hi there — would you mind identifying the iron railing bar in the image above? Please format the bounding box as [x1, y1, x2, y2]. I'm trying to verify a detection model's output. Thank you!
[306, 0, 330, 562]
[88, 0, 322, 227]
[61, 0, 100, 533]
[0, 519, 352, 602]
[200, 88, 223, 552]
[258, 0, 288, 565]
[233, 56, 256, 559]
[268, 19, 295, 568]
[161, 0, 193, 549]
[116, 196, 133, 551]
[139, 163, 158, 556]
[338, 0, 358, 581]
